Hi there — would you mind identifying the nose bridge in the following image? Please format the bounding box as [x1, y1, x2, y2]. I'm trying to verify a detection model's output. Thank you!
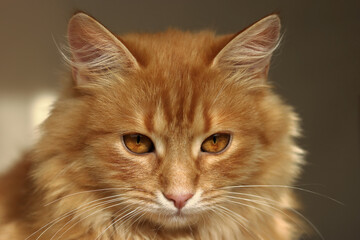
[161, 150, 197, 195]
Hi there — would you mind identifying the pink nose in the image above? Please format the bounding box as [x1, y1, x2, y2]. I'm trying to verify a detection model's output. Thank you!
[164, 193, 194, 210]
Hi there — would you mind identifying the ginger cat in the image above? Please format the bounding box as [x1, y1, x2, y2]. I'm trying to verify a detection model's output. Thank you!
[0, 13, 305, 240]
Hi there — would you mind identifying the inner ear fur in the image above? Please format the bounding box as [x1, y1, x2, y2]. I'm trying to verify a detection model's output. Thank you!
[212, 14, 281, 79]
[67, 12, 139, 86]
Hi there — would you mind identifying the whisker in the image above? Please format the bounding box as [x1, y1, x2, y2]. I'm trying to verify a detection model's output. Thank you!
[28, 194, 126, 240]
[222, 185, 343, 205]
[211, 205, 258, 240]
[216, 205, 248, 224]
[114, 207, 144, 238]
[133, 211, 147, 233]
[123, 209, 145, 236]
[97, 200, 149, 240]
[187, 222, 195, 239]
[44, 187, 132, 207]
[95, 206, 140, 240]
[41, 191, 150, 239]
[225, 193, 324, 240]
[151, 211, 165, 240]
[51, 199, 131, 240]
[225, 198, 273, 216]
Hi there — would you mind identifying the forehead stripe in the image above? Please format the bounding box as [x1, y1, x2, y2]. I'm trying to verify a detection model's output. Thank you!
[202, 103, 211, 133]
[144, 110, 154, 133]
[161, 89, 173, 123]
[187, 87, 199, 125]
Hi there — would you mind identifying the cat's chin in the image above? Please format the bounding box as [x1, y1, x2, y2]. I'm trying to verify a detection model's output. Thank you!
[147, 211, 201, 229]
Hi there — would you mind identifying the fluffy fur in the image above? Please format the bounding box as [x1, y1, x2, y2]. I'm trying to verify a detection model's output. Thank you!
[0, 13, 305, 239]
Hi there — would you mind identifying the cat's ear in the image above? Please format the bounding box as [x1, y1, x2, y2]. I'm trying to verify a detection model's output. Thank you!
[212, 14, 281, 80]
[67, 12, 139, 86]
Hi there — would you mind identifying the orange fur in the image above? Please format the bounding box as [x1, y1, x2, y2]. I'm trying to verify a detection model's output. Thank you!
[0, 13, 305, 239]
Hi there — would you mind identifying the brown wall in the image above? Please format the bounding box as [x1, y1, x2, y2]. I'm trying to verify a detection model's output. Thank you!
[0, 1, 359, 239]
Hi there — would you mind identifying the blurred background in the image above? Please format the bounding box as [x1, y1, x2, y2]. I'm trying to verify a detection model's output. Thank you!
[0, 0, 359, 239]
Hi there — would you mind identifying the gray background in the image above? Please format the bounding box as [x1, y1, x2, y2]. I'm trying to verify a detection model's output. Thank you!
[0, 1, 359, 239]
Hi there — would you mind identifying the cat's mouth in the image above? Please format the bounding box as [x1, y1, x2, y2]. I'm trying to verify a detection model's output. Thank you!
[144, 202, 203, 227]
[133, 210, 198, 231]
[174, 209, 185, 216]
[170, 209, 192, 219]
[154, 210, 197, 228]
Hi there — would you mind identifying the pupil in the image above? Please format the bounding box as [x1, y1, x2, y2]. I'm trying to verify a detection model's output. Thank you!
[136, 135, 141, 144]
[213, 135, 217, 144]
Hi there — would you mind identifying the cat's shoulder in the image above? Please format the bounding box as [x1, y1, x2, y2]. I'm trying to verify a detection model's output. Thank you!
[0, 154, 32, 221]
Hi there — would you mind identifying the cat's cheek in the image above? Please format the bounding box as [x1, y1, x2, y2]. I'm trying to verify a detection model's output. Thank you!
[196, 140, 236, 170]
[112, 158, 156, 182]
[197, 143, 257, 187]
[92, 142, 156, 183]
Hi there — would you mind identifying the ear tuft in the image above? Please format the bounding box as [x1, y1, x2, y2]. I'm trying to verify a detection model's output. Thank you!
[67, 13, 139, 86]
[212, 14, 281, 80]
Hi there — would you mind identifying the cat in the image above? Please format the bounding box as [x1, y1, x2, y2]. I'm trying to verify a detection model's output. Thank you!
[0, 12, 305, 240]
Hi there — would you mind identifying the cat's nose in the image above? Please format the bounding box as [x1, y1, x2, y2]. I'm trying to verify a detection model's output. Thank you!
[164, 193, 194, 210]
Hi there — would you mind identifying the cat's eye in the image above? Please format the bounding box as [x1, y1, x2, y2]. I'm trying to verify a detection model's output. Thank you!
[201, 133, 231, 153]
[123, 134, 154, 154]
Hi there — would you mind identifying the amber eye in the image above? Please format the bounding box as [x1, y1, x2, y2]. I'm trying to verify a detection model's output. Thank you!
[123, 134, 154, 154]
[201, 133, 231, 153]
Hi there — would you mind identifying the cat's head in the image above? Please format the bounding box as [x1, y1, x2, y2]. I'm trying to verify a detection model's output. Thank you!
[39, 13, 302, 229]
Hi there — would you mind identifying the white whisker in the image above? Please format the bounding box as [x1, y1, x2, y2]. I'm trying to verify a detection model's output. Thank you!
[226, 192, 324, 240]
[211, 205, 258, 240]
[44, 187, 132, 207]
[222, 184, 343, 205]
[95, 206, 140, 240]
[27, 194, 126, 240]
[51, 199, 130, 240]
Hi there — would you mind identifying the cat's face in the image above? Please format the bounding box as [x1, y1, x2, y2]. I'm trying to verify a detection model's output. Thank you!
[82, 61, 266, 227]
[48, 13, 299, 229]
